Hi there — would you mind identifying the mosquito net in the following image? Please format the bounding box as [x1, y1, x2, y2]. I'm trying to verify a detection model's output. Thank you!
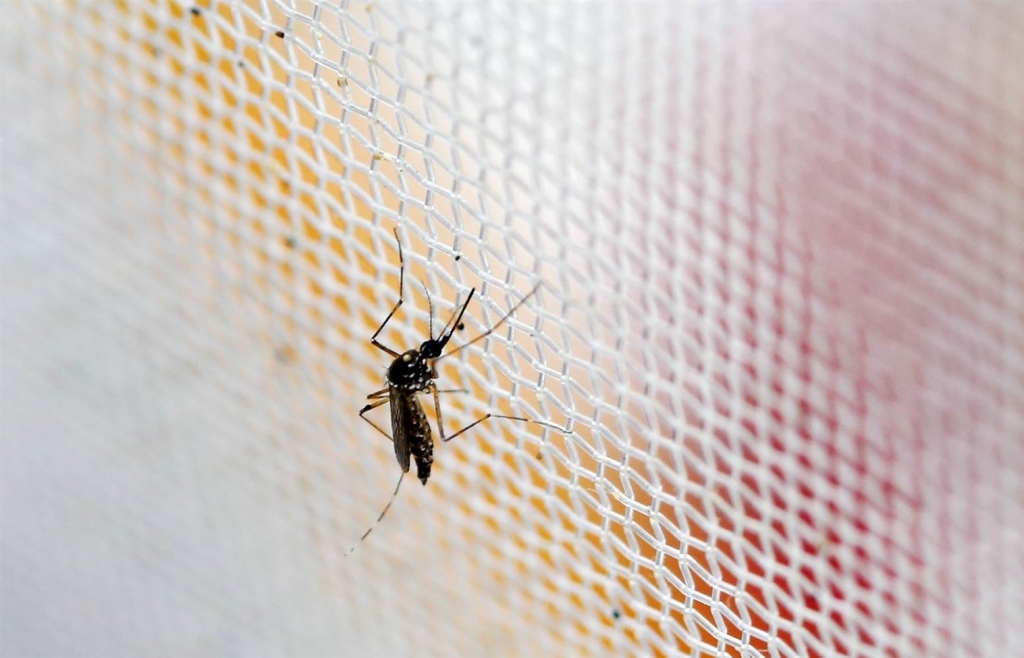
[2, 2, 1023, 657]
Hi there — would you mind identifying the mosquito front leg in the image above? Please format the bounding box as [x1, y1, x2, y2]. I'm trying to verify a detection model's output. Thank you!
[370, 227, 405, 358]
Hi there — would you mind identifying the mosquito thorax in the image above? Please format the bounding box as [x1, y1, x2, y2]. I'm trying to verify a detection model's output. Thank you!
[387, 347, 432, 390]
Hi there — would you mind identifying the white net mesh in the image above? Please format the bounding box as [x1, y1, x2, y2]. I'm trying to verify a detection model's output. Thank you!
[3, 1, 1024, 656]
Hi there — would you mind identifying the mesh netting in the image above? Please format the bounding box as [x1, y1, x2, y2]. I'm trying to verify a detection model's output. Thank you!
[3, 2, 1024, 657]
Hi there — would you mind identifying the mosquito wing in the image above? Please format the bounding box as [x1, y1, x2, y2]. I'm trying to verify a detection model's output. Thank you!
[389, 386, 412, 473]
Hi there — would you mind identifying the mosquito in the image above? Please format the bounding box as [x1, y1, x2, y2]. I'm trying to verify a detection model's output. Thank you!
[345, 227, 568, 556]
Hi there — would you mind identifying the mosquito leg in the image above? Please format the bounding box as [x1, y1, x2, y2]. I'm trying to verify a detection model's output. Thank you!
[442, 413, 571, 443]
[343, 471, 404, 557]
[431, 385, 449, 442]
[359, 398, 394, 442]
[431, 379, 570, 443]
[370, 227, 405, 357]
[427, 385, 477, 441]
[365, 388, 389, 400]
[440, 415, 499, 446]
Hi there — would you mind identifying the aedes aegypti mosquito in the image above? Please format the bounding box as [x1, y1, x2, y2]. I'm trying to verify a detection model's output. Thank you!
[345, 228, 568, 556]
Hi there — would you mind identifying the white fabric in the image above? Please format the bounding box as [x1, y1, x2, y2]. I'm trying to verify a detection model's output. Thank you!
[2, 2, 1023, 657]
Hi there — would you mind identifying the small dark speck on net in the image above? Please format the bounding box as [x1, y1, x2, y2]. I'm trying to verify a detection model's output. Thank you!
[190, 7, 201, 16]
[612, 609, 622, 620]
[275, 30, 285, 39]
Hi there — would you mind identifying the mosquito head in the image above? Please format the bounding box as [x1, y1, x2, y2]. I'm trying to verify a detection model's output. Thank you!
[419, 338, 444, 359]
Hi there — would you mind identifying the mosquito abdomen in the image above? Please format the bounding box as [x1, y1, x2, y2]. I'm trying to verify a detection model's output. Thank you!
[405, 396, 434, 485]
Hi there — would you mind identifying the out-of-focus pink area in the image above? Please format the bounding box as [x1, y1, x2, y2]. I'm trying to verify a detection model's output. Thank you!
[776, 5, 1024, 654]
[625, 3, 1023, 654]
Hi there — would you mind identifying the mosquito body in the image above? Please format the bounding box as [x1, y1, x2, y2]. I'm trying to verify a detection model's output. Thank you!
[345, 227, 566, 556]
[372, 345, 441, 485]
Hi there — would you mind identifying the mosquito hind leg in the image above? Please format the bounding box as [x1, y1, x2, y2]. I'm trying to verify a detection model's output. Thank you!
[343, 471, 405, 557]
[441, 413, 505, 443]
[442, 411, 571, 443]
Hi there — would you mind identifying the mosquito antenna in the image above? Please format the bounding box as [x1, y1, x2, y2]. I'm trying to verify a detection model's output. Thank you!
[343, 471, 405, 558]
[438, 283, 540, 360]
[419, 280, 434, 339]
